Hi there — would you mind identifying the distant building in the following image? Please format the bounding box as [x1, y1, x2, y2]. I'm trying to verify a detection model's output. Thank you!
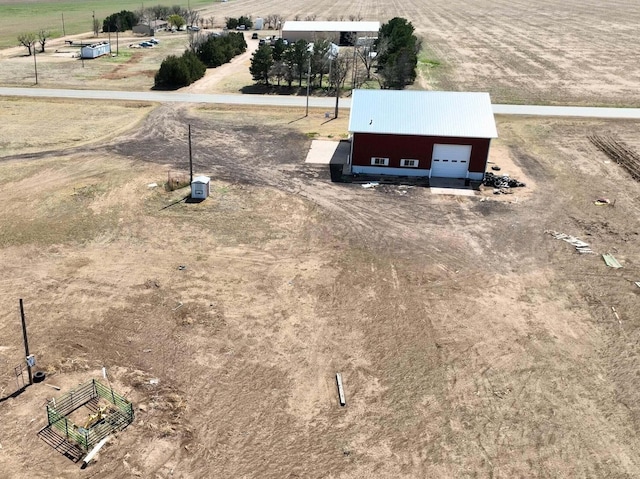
[133, 20, 168, 36]
[80, 42, 111, 59]
[348, 90, 498, 180]
[282, 21, 380, 46]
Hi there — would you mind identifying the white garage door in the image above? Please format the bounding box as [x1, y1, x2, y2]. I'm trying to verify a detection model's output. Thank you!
[431, 144, 472, 178]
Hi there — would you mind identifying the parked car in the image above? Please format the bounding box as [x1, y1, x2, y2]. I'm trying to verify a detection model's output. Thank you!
[236, 25, 246, 30]
[187, 25, 200, 31]
[251, 32, 259, 40]
[139, 41, 154, 48]
[258, 39, 266, 46]
[148, 38, 160, 44]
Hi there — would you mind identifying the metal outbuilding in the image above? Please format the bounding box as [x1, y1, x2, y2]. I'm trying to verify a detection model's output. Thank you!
[282, 21, 380, 46]
[133, 20, 168, 36]
[80, 42, 111, 59]
[347, 90, 498, 180]
[191, 176, 210, 200]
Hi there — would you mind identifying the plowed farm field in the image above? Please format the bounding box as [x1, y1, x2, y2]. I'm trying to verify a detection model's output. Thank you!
[212, 0, 640, 106]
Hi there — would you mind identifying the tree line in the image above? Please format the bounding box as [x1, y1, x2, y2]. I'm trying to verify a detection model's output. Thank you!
[154, 32, 247, 89]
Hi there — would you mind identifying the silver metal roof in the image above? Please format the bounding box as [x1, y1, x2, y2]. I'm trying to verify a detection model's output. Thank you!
[348, 90, 498, 139]
[282, 21, 380, 33]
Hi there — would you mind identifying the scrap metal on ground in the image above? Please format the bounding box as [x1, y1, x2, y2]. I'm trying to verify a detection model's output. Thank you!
[602, 253, 623, 268]
[483, 171, 526, 194]
[546, 230, 594, 254]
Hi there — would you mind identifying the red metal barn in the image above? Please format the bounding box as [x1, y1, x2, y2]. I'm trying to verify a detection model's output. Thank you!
[347, 90, 498, 180]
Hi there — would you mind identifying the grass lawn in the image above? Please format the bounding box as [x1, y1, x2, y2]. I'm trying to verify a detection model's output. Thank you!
[0, 0, 213, 49]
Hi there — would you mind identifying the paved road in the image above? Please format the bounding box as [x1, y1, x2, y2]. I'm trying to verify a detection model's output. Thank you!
[2, 87, 640, 119]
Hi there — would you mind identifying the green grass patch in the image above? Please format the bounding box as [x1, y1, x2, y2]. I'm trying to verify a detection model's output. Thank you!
[102, 51, 133, 63]
[419, 58, 440, 67]
[417, 47, 448, 90]
[357, 79, 379, 89]
[0, 0, 212, 49]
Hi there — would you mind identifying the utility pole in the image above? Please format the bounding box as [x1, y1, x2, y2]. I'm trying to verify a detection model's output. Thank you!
[61, 13, 66, 37]
[351, 42, 358, 90]
[305, 57, 311, 117]
[33, 47, 38, 85]
[188, 124, 193, 183]
[19, 299, 33, 386]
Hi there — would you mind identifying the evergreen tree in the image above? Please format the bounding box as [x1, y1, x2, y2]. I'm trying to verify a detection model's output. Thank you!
[250, 44, 274, 85]
[375, 17, 420, 89]
[103, 10, 138, 32]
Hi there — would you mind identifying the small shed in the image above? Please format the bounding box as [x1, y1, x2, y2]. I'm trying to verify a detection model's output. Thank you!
[191, 176, 210, 200]
[348, 90, 498, 180]
[80, 42, 111, 59]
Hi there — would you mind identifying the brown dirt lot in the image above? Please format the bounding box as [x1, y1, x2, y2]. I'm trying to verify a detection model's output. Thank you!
[1, 3, 640, 478]
[1, 99, 640, 478]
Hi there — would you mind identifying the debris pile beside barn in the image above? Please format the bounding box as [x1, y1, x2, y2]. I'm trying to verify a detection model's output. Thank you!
[483, 171, 526, 193]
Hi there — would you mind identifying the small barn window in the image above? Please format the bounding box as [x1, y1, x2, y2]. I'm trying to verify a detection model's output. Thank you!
[400, 159, 419, 168]
[371, 157, 389, 166]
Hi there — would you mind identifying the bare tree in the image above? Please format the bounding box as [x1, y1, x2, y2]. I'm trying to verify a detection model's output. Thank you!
[265, 14, 274, 29]
[269, 61, 288, 86]
[272, 14, 285, 31]
[188, 31, 206, 51]
[207, 16, 215, 29]
[329, 52, 351, 118]
[294, 14, 301, 21]
[349, 14, 363, 21]
[356, 37, 376, 81]
[185, 9, 200, 27]
[93, 16, 100, 36]
[37, 30, 51, 53]
[151, 5, 170, 20]
[137, 7, 150, 25]
[311, 39, 331, 87]
[305, 14, 317, 21]
[17, 32, 36, 56]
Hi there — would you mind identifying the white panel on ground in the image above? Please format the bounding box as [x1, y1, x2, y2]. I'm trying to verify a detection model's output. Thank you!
[431, 144, 472, 178]
[336, 373, 346, 406]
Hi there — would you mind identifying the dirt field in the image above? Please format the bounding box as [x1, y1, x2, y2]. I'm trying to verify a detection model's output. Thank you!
[1, 96, 640, 477]
[2, 0, 640, 476]
[1, 0, 639, 106]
